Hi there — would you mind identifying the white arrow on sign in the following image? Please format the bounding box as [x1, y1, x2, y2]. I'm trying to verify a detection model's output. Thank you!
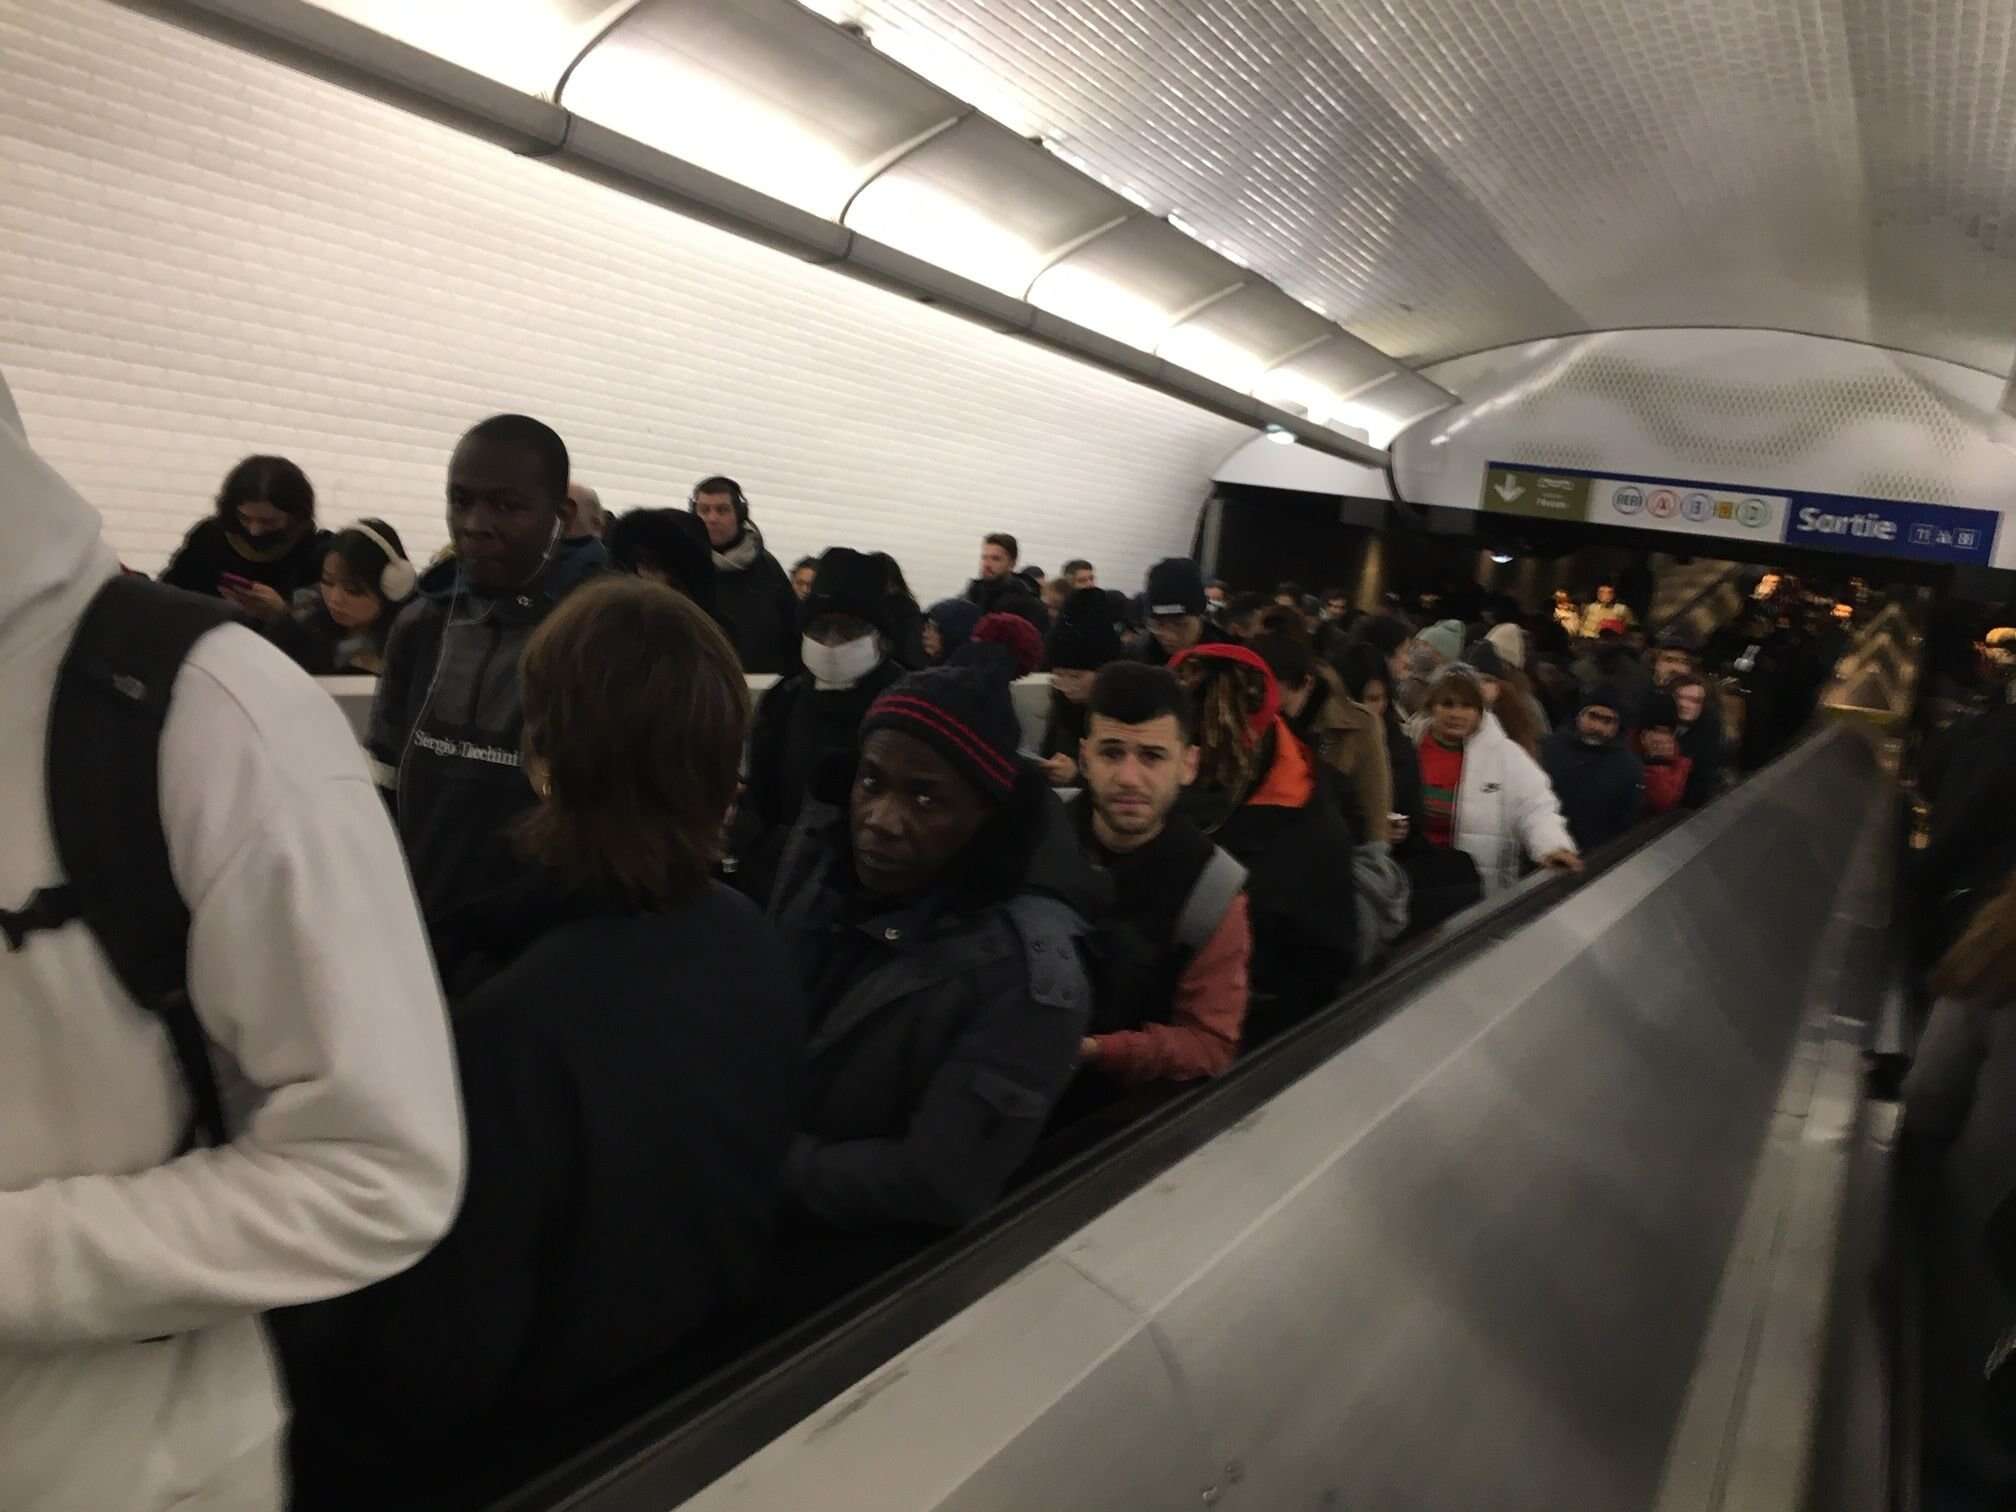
[1494, 474, 1525, 503]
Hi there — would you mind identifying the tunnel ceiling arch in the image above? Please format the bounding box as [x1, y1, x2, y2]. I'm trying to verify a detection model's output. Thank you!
[249, 0, 1454, 450]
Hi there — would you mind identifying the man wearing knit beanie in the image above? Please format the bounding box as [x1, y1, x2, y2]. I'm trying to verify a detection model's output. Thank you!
[1130, 558, 1235, 668]
[1540, 683, 1644, 854]
[767, 651, 1106, 1238]
[1039, 587, 1126, 783]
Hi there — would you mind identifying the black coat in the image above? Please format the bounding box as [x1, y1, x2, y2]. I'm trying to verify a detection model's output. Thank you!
[769, 766, 1105, 1233]
[1126, 621, 1238, 667]
[1540, 728, 1645, 854]
[1914, 703, 2016, 970]
[1182, 733, 1358, 1048]
[159, 516, 329, 602]
[711, 525, 802, 675]
[279, 877, 806, 1511]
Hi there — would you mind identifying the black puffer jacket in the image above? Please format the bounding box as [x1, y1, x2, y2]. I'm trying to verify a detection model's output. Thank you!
[769, 764, 1106, 1233]
[709, 521, 801, 675]
[365, 536, 607, 924]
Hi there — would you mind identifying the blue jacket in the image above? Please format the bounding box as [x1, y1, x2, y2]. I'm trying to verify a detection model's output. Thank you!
[769, 766, 1103, 1232]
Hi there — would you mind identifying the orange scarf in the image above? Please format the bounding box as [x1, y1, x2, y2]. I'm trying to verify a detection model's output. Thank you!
[1247, 718, 1316, 809]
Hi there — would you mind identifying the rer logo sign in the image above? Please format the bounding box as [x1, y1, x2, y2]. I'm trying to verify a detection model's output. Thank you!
[1781, 497, 1999, 565]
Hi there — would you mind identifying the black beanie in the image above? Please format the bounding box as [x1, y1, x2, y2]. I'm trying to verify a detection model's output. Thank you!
[1581, 683, 1622, 716]
[861, 664, 1024, 803]
[1145, 558, 1207, 618]
[1464, 640, 1508, 680]
[606, 508, 719, 620]
[803, 547, 889, 635]
[1642, 689, 1679, 729]
[1045, 587, 1125, 671]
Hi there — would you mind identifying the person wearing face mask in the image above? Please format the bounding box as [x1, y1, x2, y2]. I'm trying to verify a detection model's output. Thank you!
[1417, 665, 1580, 895]
[690, 474, 800, 675]
[1540, 685, 1645, 854]
[161, 454, 330, 619]
[268, 518, 416, 675]
[738, 548, 907, 901]
[1039, 587, 1125, 785]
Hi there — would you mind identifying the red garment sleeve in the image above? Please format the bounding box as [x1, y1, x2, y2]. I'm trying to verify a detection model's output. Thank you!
[1089, 894, 1252, 1084]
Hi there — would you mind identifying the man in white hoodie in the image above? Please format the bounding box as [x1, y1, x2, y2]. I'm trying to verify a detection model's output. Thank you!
[0, 373, 465, 1511]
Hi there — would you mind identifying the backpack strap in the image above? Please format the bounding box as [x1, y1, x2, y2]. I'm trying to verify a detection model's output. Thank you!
[1174, 846, 1247, 954]
[46, 576, 239, 1150]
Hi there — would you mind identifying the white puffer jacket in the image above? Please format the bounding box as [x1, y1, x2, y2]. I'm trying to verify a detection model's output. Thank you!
[0, 376, 464, 1511]
[1449, 712, 1578, 894]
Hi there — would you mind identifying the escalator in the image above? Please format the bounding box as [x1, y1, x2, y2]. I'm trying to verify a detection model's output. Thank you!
[459, 717, 1902, 1512]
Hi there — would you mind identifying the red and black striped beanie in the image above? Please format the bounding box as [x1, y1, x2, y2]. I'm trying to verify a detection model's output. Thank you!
[861, 661, 1024, 803]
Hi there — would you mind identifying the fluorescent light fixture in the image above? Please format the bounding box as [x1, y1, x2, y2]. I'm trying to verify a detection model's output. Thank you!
[563, 44, 860, 218]
[1490, 551, 1515, 565]
[1264, 424, 1298, 446]
[845, 173, 1045, 295]
[306, 0, 590, 96]
[1027, 262, 1173, 352]
[1159, 323, 1269, 395]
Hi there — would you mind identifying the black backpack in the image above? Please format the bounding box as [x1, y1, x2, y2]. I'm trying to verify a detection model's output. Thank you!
[0, 576, 236, 1149]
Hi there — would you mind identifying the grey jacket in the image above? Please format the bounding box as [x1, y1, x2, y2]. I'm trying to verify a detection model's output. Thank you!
[769, 768, 1104, 1231]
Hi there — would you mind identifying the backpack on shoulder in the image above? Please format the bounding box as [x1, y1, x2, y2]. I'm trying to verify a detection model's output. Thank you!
[8, 576, 237, 1149]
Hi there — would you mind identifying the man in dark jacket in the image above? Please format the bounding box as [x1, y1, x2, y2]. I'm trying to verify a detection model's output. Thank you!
[691, 474, 800, 674]
[1129, 557, 1237, 667]
[367, 413, 607, 925]
[1540, 685, 1644, 855]
[768, 655, 1103, 1237]
[739, 548, 909, 898]
[963, 531, 1020, 612]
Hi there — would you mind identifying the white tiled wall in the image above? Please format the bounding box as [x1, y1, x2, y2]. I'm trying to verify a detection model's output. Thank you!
[0, 1, 1249, 601]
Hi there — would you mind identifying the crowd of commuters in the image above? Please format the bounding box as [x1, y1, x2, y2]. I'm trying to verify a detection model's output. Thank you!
[7, 389, 1821, 1511]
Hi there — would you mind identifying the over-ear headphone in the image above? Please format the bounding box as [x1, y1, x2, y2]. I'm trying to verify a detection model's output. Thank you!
[347, 519, 417, 602]
[690, 476, 748, 515]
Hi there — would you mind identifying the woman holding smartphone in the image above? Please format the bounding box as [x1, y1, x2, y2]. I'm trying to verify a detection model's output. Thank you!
[160, 454, 328, 618]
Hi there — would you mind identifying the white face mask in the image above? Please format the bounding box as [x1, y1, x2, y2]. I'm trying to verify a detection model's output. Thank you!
[802, 632, 880, 688]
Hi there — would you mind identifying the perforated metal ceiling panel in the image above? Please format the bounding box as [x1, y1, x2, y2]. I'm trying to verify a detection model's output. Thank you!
[812, 0, 2016, 376]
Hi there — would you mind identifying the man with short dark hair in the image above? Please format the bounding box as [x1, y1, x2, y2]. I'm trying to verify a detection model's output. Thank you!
[1579, 582, 1635, 639]
[1540, 685, 1644, 854]
[1131, 558, 1234, 667]
[1222, 592, 1271, 641]
[965, 532, 1022, 613]
[690, 475, 799, 674]
[791, 555, 819, 601]
[1071, 663, 1251, 1091]
[1062, 559, 1096, 589]
[369, 414, 608, 924]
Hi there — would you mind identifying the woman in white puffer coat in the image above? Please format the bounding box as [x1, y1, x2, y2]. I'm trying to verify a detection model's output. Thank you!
[1414, 665, 1581, 895]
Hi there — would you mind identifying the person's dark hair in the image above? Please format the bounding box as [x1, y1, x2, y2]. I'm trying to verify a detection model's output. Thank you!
[1225, 591, 1271, 624]
[215, 455, 315, 528]
[325, 519, 407, 599]
[1251, 631, 1315, 694]
[1258, 604, 1311, 642]
[1351, 612, 1414, 658]
[692, 474, 744, 504]
[463, 414, 569, 496]
[1177, 656, 1271, 793]
[517, 577, 748, 910]
[870, 551, 914, 599]
[793, 555, 819, 574]
[1321, 586, 1348, 605]
[1062, 558, 1092, 578]
[1275, 580, 1305, 599]
[1336, 643, 1389, 704]
[1088, 660, 1192, 739]
[984, 531, 1019, 562]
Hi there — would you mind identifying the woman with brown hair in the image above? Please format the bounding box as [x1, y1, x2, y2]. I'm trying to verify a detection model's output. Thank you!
[1171, 642, 1361, 1045]
[1902, 878, 2016, 1505]
[281, 576, 806, 1511]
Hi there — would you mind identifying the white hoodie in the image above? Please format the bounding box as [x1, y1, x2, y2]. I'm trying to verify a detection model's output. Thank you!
[0, 377, 464, 1511]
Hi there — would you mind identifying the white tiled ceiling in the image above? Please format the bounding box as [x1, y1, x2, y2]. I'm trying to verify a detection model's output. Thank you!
[814, 0, 2016, 376]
